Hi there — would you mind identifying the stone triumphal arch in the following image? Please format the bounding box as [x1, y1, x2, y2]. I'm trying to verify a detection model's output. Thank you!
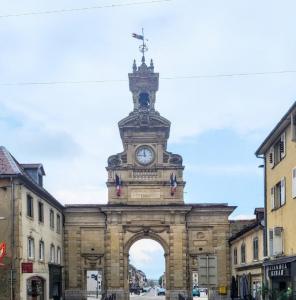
[64, 55, 235, 300]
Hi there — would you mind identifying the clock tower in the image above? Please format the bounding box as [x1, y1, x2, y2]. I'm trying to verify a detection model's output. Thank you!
[106, 56, 185, 205]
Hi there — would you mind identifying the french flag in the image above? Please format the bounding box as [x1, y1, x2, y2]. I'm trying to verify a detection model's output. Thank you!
[115, 174, 122, 197]
[132, 33, 144, 40]
[170, 173, 177, 196]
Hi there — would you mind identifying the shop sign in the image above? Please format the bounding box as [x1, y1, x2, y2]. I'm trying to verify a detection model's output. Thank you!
[0, 242, 6, 265]
[22, 262, 33, 273]
[268, 263, 290, 277]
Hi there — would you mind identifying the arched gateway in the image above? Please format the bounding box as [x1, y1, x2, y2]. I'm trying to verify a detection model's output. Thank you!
[64, 55, 235, 300]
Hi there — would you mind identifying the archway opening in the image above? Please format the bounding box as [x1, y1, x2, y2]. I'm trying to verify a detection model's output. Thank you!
[128, 238, 166, 300]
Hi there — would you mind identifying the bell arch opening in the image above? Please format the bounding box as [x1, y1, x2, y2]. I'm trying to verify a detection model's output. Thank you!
[123, 235, 169, 300]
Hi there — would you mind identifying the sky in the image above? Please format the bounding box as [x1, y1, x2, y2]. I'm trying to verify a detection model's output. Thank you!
[1, 0, 296, 278]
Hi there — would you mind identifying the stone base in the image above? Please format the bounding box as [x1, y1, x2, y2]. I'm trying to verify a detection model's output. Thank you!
[167, 289, 189, 300]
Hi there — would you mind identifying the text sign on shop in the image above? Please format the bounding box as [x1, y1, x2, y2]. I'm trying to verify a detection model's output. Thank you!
[22, 262, 33, 273]
[268, 263, 290, 277]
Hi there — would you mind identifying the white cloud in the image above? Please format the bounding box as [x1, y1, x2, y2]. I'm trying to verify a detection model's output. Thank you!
[229, 214, 256, 221]
[129, 239, 164, 265]
[0, 0, 295, 205]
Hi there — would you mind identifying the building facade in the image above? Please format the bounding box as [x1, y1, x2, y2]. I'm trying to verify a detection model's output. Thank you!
[63, 56, 236, 300]
[0, 147, 64, 300]
[229, 208, 264, 300]
[256, 102, 296, 299]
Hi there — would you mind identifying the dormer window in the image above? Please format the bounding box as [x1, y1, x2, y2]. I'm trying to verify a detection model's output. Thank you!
[139, 92, 150, 108]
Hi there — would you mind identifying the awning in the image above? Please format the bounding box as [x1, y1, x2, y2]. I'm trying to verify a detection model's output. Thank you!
[263, 256, 296, 267]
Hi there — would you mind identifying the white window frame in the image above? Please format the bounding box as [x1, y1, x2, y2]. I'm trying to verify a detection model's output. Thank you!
[292, 168, 296, 198]
[50, 244, 55, 263]
[50, 209, 54, 229]
[280, 177, 286, 206]
[28, 237, 35, 260]
[39, 240, 44, 261]
[56, 214, 61, 234]
[57, 246, 61, 264]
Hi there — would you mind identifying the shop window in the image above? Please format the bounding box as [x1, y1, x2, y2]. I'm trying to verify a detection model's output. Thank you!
[27, 194, 34, 218]
[56, 214, 61, 234]
[50, 210, 54, 229]
[233, 247, 238, 265]
[38, 202, 44, 223]
[28, 237, 35, 260]
[50, 244, 55, 263]
[241, 243, 246, 264]
[253, 237, 259, 260]
[39, 240, 44, 261]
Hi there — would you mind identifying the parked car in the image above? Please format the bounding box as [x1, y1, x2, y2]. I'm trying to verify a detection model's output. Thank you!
[157, 287, 166, 295]
[192, 288, 200, 297]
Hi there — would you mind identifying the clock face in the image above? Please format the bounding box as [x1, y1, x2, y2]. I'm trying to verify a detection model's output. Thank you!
[136, 146, 154, 165]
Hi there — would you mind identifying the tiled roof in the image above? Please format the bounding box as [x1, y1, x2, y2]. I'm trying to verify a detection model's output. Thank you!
[0, 146, 21, 175]
[0, 146, 63, 209]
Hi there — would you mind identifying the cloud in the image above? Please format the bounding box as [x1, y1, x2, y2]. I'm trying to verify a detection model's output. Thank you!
[229, 214, 256, 221]
[186, 164, 260, 176]
[129, 239, 164, 265]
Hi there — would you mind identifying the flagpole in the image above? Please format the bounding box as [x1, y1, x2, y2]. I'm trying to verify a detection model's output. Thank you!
[142, 27, 145, 62]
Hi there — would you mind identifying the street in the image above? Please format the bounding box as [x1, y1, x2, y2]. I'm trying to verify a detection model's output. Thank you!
[130, 288, 208, 300]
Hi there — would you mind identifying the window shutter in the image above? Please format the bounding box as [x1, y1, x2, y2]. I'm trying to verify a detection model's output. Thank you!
[269, 147, 275, 168]
[280, 132, 286, 158]
[281, 178, 286, 206]
[291, 113, 296, 142]
[292, 168, 296, 198]
[271, 187, 275, 209]
[269, 230, 274, 256]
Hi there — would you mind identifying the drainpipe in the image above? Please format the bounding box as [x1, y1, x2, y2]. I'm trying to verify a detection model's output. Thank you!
[10, 177, 15, 300]
[256, 154, 267, 299]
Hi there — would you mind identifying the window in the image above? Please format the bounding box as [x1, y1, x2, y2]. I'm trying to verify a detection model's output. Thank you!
[271, 178, 286, 210]
[233, 247, 238, 265]
[269, 230, 274, 256]
[269, 132, 286, 167]
[56, 214, 61, 234]
[50, 210, 54, 229]
[241, 243, 246, 264]
[28, 237, 35, 259]
[57, 247, 61, 264]
[27, 194, 33, 218]
[50, 244, 55, 263]
[292, 168, 296, 198]
[253, 237, 259, 260]
[39, 240, 44, 261]
[38, 202, 44, 223]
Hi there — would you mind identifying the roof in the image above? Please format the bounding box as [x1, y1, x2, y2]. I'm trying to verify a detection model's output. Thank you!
[0, 146, 63, 210]
[229, 219, 263, 243]
[255, 101, 296, 155]
[0, 146, 21, 175]
[21, 163, 46, 175]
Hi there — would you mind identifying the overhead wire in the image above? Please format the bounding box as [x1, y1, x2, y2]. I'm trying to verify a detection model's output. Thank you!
[0, 70, 295, 86]
[0, 0, 173, 19]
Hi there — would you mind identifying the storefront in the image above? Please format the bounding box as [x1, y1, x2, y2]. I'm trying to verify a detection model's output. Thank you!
[26, 276, 45, 300]
[264, 256, 296, 300]
[49, 264, 63, 300]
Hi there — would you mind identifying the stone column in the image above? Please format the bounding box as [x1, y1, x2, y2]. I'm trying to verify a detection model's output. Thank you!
[169, 225, 188, 300]
[105, 223, 125, 300]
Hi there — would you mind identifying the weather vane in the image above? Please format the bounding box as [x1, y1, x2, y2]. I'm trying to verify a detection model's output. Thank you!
[132, 28, 148, 62]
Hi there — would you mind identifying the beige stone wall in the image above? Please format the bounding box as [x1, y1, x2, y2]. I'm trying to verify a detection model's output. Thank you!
[19, 184, 64, 300]
[64, 205, 234, 300]
[230, 226, 264, 276]
[265, 124, 296, 256]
